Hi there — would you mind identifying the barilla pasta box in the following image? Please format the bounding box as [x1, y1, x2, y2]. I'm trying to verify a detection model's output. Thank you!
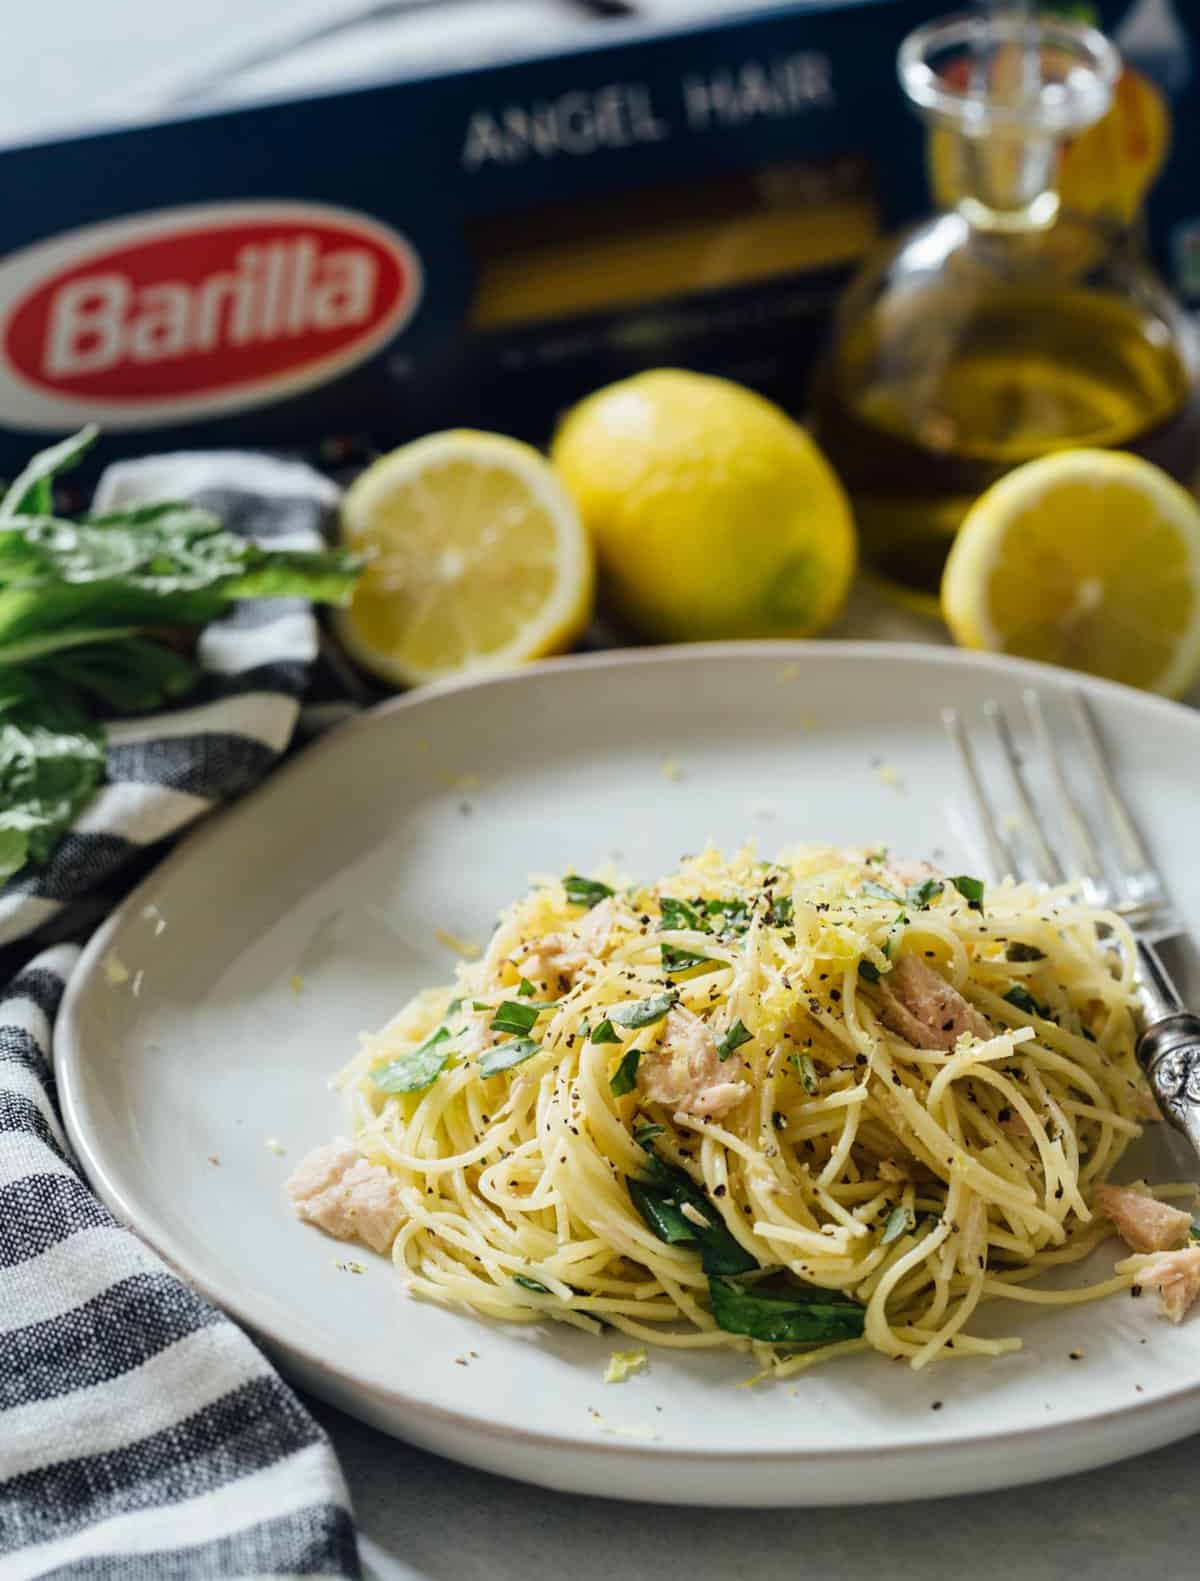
[0, 0, 1195, 478]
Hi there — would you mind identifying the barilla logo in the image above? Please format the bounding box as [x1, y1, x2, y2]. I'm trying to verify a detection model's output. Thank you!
[0, 202, 422, 429]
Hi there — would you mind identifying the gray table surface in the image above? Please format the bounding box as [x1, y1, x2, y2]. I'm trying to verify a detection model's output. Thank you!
[306, 1391, 1199, 1580]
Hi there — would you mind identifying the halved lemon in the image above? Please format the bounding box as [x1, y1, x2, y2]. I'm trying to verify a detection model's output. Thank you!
[336, 430, 593, 687]
[941, 450, 1200, 697]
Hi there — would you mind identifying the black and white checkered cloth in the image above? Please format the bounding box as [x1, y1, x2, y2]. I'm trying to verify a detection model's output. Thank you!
[0, 453, 364, 1578]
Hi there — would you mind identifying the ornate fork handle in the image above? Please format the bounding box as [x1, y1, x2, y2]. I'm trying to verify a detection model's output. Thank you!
[1138, 1015, 1200, 1159]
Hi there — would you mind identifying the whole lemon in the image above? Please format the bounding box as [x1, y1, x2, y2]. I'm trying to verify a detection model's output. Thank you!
[550, 369, 856, 642]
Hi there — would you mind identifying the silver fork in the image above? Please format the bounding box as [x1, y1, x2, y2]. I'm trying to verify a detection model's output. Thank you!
[943, 688, 1200, 1161]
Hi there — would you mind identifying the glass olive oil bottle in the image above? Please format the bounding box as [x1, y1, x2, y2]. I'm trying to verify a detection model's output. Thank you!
[810, 9, 1200, 608]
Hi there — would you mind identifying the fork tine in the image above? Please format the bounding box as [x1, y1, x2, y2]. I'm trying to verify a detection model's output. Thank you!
[984, 699, 1064, 886]
[1022, 689, 1110, 907]
[942, 706, 1013, 880]
[1065, 691, 1168, 913]
[1066, 692, 1152, 871]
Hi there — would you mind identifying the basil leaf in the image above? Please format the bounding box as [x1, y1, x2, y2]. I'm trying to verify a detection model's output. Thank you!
[513, 1274, 551, 1294]
[30, 636, 199, 715]
[791, 1051, 818, 1094]
[633, 1122, 665, 1146]
[610, 990, 678, 1029]
[563, 874, 614, 909]
[1189, 1225, 1200, 1245]
[861, 880, 902, 903]
[881, 1205, 915, 1245]
[517, 977, 536, 997]
[716, 1018, 753, 1062]
[610, 1048, 642, 1097]
[490, 999, 541, 1037]
[627, 1178, 698, 1245]
[589, 1019, 620, 1044]
[372, 1025, 455, 1094]
[659, 896, 707, 932]
[708, 1276, 865, 1343]
[661, 942, 714, 975]
[627, 1150, 757, 1275]
[950, 875, 985, 914]
[0, 673, 106, 884]
[1003, 985, 1052, 1021]
[768, 895, 794, 928]
[1006, 941, 1046, 962]
[858, 959, 882, 984]
[479, 1037, 540, 1077]
[705, 897, 751, 936]
[906, 878, 945, 911]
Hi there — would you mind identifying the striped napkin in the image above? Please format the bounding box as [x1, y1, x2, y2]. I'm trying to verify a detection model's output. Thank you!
[0, 453, 362, 1578]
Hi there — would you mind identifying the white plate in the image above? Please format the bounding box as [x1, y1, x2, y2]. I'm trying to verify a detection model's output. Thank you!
[59, 643, 1200, 1507]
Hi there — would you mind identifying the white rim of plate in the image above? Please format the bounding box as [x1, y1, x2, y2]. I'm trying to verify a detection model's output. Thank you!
[56, 639, 1200, 1468]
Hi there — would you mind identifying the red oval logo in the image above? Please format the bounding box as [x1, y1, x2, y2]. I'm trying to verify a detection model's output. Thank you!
[2, 205, 419, 411]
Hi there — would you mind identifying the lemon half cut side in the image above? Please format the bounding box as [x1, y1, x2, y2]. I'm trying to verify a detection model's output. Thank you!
[941, 449, 1200, 698]
[336, 430, 593, 688]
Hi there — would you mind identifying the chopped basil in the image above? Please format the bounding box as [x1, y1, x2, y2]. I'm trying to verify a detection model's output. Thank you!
[1007, 941, 1046, 962]
[950, 874, 985, 914]
[589, 1019, 620, 1044]
[716, 1018, 753, 1062]
[659, 896, 707, 933]
[513, 1274, 551, 1294]
[1003, 985, 1052, 1021]
[768, 895, 795, 928]
[610, 989, 678, 1029]
[517, 977, 536, 997]
[708, 1275, 865, 1344]
[479, 1037, 540, 1077]
[881, 1204, 915, 1245]
[610, 1048, 642, 1097]
[791, 1051, 819, 1094]
[705, 897, 751, 936]
[372, 1024, 455, 1094]
[1189, 1225, 1200, 1245]
[490, 999, 541, 1037]
[563, 874, 615, 909]
[858, 959, 882, 984]
[628, 1147, 757, 1275]
[471, 1001, 490, 1011]
[906, 878, 945, 911]
[861, 880, 902, 903]
[633, 1122, 665, 1146]
[661, 942, 714, 975]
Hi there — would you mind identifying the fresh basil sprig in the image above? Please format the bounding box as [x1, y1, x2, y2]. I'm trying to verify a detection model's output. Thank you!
[0, 427, 361, 886]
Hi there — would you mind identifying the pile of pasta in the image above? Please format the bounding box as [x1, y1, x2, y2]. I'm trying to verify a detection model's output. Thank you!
[331, 844, 1173, 1372]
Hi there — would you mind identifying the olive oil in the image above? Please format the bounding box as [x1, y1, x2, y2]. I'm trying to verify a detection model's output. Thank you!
[812, 281, 1200, 601]
[811, 11, 1200, 609]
